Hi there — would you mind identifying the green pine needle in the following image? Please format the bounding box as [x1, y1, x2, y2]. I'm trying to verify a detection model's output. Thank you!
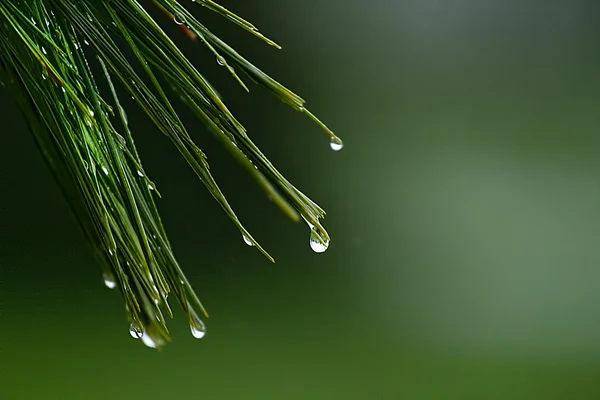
[0, 0, 342, 348]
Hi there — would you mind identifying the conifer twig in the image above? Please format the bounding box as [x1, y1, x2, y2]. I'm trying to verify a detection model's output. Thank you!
[0, 0, 343, 348]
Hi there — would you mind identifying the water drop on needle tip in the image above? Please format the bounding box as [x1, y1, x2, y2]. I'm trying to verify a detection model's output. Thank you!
[309, 229, 330, 253]
[329, 137, 344, 151]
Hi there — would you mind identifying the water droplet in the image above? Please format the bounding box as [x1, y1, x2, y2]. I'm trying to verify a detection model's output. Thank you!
[141, 332, 159, 348]
[137, 170, 144, 177]
[103, 272, 116, 289]
[83, 39, 90, 46]
[41, 46, 47, 55]
[216, 56, 225, 66]
[174, 16, 185, 25]
[329, 137, 344, 151]
[41, 72, 47, 80]
[190, 313, 206, 339]
[101, 166, 109, 175]
[129, 322, 143, 339]
[242, 235, 253, 247]
[89, 109, 95, 117]
[309, 229, 330, 253]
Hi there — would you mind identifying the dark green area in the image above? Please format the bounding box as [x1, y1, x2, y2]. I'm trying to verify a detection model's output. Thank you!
[2, 0, 600, 398]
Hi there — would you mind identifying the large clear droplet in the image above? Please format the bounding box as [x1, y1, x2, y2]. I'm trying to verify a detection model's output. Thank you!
[141, 332, 159, 348]
[190, 313, 206, 339]
[242, 235, 253, 247]
[309, 229, 330, 253]
[102, 272, 116, 289]
[129, 321, 143, 339]
[329, 137, 344, 151]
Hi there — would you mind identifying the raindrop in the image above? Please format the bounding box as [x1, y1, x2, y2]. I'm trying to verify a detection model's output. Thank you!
[190, 313, 206, 339]
[242, 234, 253, 247]
[101, 166, 109, 175]
[41, 46, 47, 55]
[141, 332, 159, 348]
[216, 56, 225, 66]
[129, 322, 143, 339]
[329, 137, 344, 151]
[309, 229, 330, 253]
[41, 72, 47, 80]
[174, 16, 185, 25]
[89, 109, 95, 117]
[103, 272, 116, 289]
[137, 170, 144, 177]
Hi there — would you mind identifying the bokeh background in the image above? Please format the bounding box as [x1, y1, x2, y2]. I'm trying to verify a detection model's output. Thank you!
[2, 0, 600, 398]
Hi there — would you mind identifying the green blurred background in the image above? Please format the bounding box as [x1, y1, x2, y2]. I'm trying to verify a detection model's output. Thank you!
[2, 0, 600, 398]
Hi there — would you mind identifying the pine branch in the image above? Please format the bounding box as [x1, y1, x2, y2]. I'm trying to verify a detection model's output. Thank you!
[0, 0, 343, 348]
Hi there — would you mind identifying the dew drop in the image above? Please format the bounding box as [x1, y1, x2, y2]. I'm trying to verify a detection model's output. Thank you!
[329, 137, 344, 151]
[242, 234, 253, 247]
[129, 322, 143, 339]
[190, 313, 206, 339]
[216, 56, 225, 66]
[137, 170, 144, 177]
[102, 272, 116, 289]
[309, 229, 330, 253]
[174, 15, 185, 25]
[141, 331, 160, 348]
[101, 166, 109, 175]
[41, 46, 47, 55]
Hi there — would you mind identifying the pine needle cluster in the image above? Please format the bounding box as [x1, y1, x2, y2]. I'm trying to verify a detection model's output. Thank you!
[0, 0, 341, 348]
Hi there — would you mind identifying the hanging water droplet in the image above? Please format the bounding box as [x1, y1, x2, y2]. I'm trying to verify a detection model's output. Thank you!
[216, 56, 225, 66]
[137, 170, 144, 177]
[129, 322, 143, 339]
[242, 234, 253, 247]
[190, 313, 206, 339]
[329, 137, 344, 151]
[174, 15, 185, 25]
[309, 229, 330, 253]
[102, 272, 116, 289]
[141, 332, 159, 348]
